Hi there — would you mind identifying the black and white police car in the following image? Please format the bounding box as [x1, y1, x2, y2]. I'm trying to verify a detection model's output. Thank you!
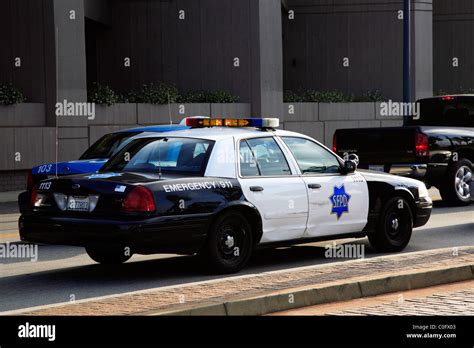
[20, 118, 433, 273]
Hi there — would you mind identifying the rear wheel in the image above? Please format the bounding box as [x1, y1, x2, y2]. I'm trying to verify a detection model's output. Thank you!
[439, 159, 472, 206]
[86, 245, 132, 265]
[368, 197, 413, 253]
[203, 211, 253, 274]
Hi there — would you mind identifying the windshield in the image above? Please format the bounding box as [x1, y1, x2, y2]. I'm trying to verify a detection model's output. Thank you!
[80, 132, 141, 160]
[406, 98, 474, 127]
[100, 137, 214, 175]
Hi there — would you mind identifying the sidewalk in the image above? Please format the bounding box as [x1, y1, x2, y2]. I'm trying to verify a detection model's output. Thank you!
[4, 246, 474, 316]
[273, 279, 474, 315]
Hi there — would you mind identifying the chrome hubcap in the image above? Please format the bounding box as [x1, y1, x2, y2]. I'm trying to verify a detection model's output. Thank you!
[455, 166, 472, 200]
[224, 235, 235, 249]
[391, 218, 399, 231]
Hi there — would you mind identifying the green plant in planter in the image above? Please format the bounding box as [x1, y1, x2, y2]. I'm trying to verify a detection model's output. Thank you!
[88, 83, 120, 106]
[0, 83, 26, 105]
[178, 89, 239, 103]
[304, 90, 351, 103]
[283, 90, 305, 103]
[135, 83, 180, 104]
[204, 90, 239, 103]
[353, 90, 386, 102]
[178, 91, 208, 103]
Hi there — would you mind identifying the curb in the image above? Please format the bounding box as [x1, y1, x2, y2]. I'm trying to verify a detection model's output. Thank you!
[152, 264, 474, 316]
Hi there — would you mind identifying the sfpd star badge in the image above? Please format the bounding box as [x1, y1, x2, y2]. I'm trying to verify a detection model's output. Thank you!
[330, 185, 351, 219]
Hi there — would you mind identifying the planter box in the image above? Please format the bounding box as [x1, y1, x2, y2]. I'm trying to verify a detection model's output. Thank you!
[0, 127, 55, 171]
[282, 103, 318, 122]
[0, 103, 45, 127]
[91, 103, 138, 125]
[210, 103, 251, 118]
[138, 103, 210, 125]
[319, 102, 376, 121]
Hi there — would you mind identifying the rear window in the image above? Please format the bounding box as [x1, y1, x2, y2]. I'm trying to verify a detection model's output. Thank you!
[80, 132, 141, 160]
[101, 137, 214, 175]
[406, 98, 474, 127]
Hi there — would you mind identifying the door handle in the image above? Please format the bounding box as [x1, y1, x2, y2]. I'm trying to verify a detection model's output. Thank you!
[308, 184, 321, 189]
[250, 186, 264, 192]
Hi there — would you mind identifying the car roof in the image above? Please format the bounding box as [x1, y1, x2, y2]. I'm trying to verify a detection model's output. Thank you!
[116, 125, 189, 133]
[126, 126, 304, 141]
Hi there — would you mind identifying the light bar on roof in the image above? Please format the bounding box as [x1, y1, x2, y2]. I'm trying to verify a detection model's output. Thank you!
[185, 118, 279, 128]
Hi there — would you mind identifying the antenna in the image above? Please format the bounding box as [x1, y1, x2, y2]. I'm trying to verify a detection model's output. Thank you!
[55, 27, 59, 178]
[168, 91, 172, 125]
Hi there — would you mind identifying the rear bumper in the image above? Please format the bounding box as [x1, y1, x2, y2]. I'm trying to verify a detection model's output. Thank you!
[19, 214, 210, 254]
[413, 197, 433, 228]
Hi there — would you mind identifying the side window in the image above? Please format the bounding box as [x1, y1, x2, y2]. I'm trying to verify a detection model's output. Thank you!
[282, 137, 341, 174]
[243, 137, 291, 176]
[239, 141, 260, 176]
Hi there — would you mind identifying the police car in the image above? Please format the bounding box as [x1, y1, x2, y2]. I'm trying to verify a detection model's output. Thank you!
[20, 118, 433, 273]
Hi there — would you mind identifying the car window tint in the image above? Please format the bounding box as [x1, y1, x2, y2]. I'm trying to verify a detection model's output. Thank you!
[101, 137, 213, 174]
[246, 137, 291, 176]
[282, 137, 340, 174]
[239, 141, 260, 176]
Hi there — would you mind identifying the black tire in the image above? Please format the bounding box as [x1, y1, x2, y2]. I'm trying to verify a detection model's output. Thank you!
[368, 197, 413, 253]
[86, 245, 132, 265]
[439, 159, 473, 206]
[203, 211, 253, 274]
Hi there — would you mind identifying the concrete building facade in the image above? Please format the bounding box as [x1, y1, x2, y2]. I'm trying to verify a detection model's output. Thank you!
[0, 0, 471, 191]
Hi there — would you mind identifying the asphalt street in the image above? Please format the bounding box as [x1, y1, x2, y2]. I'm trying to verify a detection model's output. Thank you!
[0, 189, 472, 312]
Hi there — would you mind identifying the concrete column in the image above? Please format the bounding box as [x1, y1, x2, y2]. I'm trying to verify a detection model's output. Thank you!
[250, 0, 283, 119]
[412, 0, 433, 100]
[53, 0, 89, 161]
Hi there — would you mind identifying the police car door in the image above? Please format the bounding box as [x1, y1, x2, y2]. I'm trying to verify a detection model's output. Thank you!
[238, 136, 309, 243]
[280, 136, 369, 238]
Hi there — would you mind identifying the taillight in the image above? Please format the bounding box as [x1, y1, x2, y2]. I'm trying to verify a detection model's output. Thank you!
[30, 185, 38, 207]
[415, 133, 429, 157]
[122, 186, 156, 213]
[27, 172, 34, 191]
[332, 133, 337, 153]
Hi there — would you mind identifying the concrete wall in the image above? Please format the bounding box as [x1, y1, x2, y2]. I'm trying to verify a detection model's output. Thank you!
[433, 0, 474, 93]
[283, 0, 433, 101]
[92, 0, 255, 102]
[0, 0, 55, 105]
[283, 102, 403, 147]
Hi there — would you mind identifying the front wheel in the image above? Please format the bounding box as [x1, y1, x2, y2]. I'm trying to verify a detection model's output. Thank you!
[439, 159, 473, 206]
[86, 245, 132, 265]
[368, 197, 413, 253]
[202, 211, 253, 274]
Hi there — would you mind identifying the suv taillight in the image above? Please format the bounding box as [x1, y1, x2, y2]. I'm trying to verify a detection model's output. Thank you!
[415, 133, 429, 157]
[332, 133, 337, 153]
[122, 186, 156, 213]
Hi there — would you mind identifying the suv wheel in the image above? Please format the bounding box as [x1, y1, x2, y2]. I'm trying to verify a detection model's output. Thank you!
[439, 159, 472, 206]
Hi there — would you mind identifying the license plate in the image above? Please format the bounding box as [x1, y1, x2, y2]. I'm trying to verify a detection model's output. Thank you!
[67, 196, 90, 212]
[369, 165, 385, 173]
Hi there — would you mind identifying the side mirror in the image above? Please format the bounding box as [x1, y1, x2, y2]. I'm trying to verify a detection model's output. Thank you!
[341, 160, 357, 175]
[347, 153, 359, 166]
